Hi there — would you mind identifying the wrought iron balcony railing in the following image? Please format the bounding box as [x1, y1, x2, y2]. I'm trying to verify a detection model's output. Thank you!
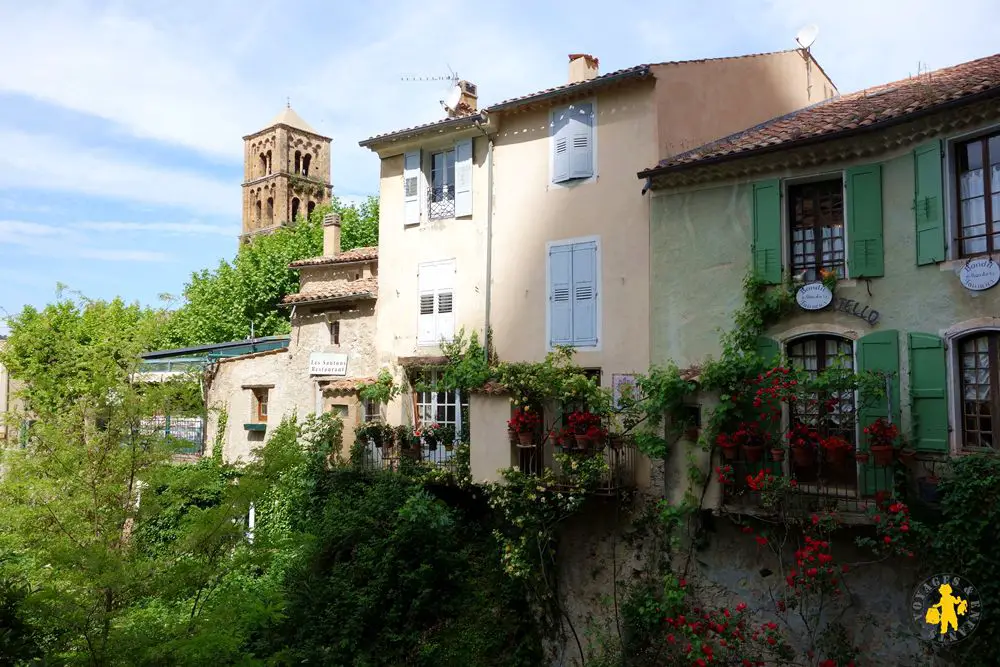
[428, 185, 455, 220]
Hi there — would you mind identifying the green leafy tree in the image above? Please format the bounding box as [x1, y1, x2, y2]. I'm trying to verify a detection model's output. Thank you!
[160, 195, 378, 347]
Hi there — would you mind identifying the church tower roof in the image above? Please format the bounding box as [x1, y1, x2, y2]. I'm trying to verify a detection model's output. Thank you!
[266, 105, 318, 134]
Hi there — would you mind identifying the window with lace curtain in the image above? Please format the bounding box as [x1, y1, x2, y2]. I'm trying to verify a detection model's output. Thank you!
[959, 332, 998, 448]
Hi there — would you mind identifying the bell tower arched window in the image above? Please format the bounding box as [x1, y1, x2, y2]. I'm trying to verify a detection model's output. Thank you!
[266, 197, 274, 225]
[307, 201, 316, 219]
[302, 153, 312, 177]
[291, 197, 300, 222]
[294, 151, 301, 174]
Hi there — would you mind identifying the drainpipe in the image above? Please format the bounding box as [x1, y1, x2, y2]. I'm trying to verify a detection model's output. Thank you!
[475, 112, 495, 363]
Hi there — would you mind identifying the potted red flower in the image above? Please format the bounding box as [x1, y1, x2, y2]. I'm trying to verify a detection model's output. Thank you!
[508, 408, 542, 447]
[786, 421, 819, 468]
[820, 435, 853, 469]
[567, 411, 604, 450]
[717, 421, 769, 463]
[770, 445, 786, 462]
[863, 418, 899, 466]
[716, 432, 740, 461]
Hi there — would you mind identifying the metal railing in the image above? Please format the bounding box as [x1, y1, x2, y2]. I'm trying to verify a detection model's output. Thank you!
[428, 185, 455, 220]
[140, 415, 205, 456]
[550, 439, 638, 495]
[353, 440, 459, 472]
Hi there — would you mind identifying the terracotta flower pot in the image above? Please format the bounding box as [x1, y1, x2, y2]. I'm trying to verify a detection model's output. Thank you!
[517, 431, 535, 447]
[770, 448, 786, 462]
[575, 434, 594, 450]
[791, 446, 815, 468]
[898, 448, 917, 464]
[508, 429, 518, 445]
[825, 446, 849, 468]
[742, 444, 764, 463]
[870, 444, 895, 466]
[855, 451, 870, 463]
[720, 444, 739, 461]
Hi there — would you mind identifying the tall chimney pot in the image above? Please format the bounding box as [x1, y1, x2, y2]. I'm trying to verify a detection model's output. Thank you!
[568, 54, 599, 84]
[322, 213, 341, 256]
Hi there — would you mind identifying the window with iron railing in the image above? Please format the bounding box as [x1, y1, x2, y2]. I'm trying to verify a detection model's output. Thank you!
[429, 149, 456, 220]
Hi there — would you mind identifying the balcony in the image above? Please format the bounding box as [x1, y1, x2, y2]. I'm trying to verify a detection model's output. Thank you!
[428, 185, 455, 220]
[516, 437, 638, 496]
[720, 450, 897, 518]
[352, 440, 460, 473]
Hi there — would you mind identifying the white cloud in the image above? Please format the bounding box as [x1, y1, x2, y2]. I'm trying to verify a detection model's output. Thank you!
[0, 129, 237, 216]
[0, 220, 170, 262]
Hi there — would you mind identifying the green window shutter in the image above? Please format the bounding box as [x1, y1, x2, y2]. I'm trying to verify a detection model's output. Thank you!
[908, 332, 949, 452]
[846, 164, 884, 278]
[751, 179, 782, 285]
[755, 336, 780, 366]
[914, 140, 945, 265]
[857, 330, 900, 495]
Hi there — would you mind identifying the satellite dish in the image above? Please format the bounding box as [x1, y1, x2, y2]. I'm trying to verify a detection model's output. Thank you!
[444, 84, 462, 110]
[795, 24, 819, 49]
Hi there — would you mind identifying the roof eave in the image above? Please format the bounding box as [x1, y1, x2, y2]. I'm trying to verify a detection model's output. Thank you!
[243, 122, 332, 142]
[281, 292, 377, 307]
[288, 256, 378, 270]
[359, 114, 485, 149]
[486, 67, 652, 113]
[638, 85, 1000, 182]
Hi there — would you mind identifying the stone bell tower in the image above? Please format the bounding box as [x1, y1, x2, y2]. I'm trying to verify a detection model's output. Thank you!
[241, 104, 332, 241]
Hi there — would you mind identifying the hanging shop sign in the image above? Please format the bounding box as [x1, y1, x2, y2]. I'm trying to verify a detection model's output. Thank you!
[309, 352, 348, 376]
[796, 283, 834, 311]
[959, 258, 1000, 292]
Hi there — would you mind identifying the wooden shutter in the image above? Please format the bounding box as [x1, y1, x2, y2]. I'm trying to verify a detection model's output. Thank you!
[437, 263, 456, 341]
[551, 108, 570, 183]
[751, 180, 782, 285]
[914, 140, 945, 265]
[755, 336, 780, 365]
[417, 264, 436, 344]
[454, 138, 473, 217]
[568, 103, 594, 180]
[908, 332, 949, 452]
[571, 241, 598, 346]
[846, 164, 884, 278]
[403, 150, 421, 225]
[857, 330, 900, 495]
[549, 244, 573, 345]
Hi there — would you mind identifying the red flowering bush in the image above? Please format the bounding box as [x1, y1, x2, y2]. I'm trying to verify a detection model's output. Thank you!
[820, 435, 852, 455]
[715, 464, 734, 485]
[745, 470, 797, 509]
[717, 421, 772, 450]
[858, 499, 916, 558]
[785, 536, 845, 597]
[748, 366, 799, 420]
[786, 421, 820, 451]
[863, 417, 899, 448]
[566, 410, 603, 436]
[507, 408, 541, 433]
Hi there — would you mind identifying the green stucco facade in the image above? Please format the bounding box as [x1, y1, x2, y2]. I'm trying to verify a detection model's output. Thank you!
[649, 107, 1000, 456]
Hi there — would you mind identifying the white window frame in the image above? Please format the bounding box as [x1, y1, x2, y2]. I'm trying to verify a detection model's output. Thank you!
[545, 235, 602, 352]
[417, 258, 456, 347]
[944, 319, 1000, 454]
[941, 122, 1000, 262]
[548, 98, 598, 188]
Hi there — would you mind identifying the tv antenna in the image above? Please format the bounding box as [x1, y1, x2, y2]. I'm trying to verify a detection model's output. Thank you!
[400, 64, 459, 85]
[401, 65, 464, 113]
[795, 24, 819, 50]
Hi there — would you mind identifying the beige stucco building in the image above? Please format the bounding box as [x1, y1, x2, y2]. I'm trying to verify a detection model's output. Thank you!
[204, 216, 379, 461]
[241, 106, 332, 241]
[360, 50, 837, 485]
[0, 337, 24, 445]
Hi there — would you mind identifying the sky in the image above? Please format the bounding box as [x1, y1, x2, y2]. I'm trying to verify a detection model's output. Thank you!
[1, 0, 998, 331]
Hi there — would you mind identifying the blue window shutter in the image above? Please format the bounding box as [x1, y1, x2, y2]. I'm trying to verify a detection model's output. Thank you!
[454, 138, 473, 217]
[549, 245, 573, 345]
[568, 103, 594, 180]
[571, 241, 598, 346]
[403, 150, 421, 225]
[551, 108, 570, 183]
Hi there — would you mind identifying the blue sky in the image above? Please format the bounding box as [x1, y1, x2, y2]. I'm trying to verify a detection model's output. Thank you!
[1, 0, 998, 331]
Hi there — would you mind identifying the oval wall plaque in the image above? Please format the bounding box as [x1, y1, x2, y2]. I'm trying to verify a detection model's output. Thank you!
[959, 258, 1000, 291]
[796, 282, 833, 311]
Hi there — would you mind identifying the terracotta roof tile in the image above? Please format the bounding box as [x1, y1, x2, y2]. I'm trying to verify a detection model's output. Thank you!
[318, 377, 374, 393]
[289, 246, 377, 268]
[281, 277, 378, 305]
[469, 380, 510, 396]
[641, 52, 1000, 175]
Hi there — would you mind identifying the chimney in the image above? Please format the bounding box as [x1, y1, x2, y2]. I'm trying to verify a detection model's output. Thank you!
[447, 80, 478, 118]
[322, 213, 341, 256]
[568, 54, 599, 84]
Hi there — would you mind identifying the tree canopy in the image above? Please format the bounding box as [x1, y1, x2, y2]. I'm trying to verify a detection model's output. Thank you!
[159, 195, 378, 348]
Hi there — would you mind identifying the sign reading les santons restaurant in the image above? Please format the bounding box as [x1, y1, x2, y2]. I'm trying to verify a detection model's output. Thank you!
[309, 352, 348, 376]
[959, 258, 1000, 291]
